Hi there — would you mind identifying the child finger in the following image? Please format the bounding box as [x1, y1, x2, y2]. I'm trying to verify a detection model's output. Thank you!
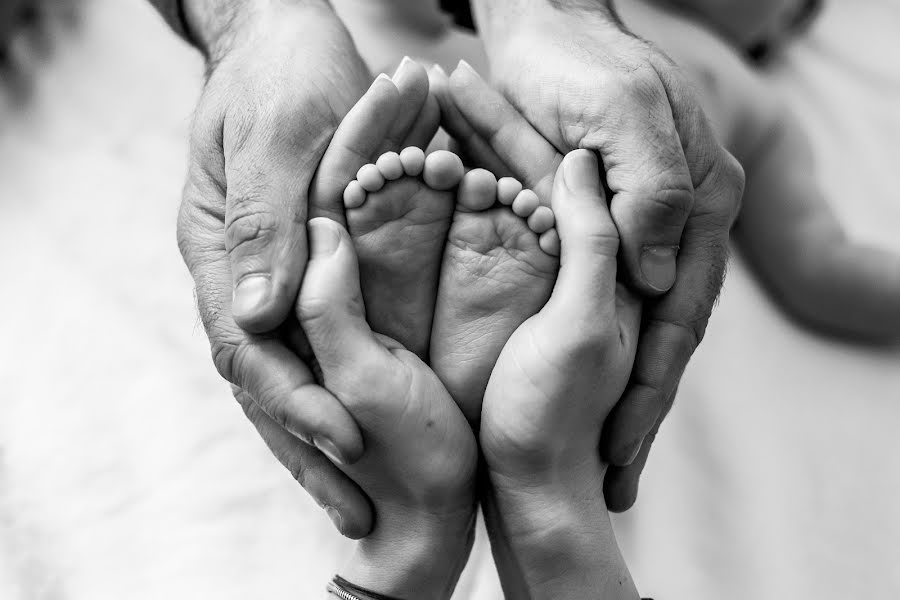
[547, 150, 620, 319]
[296, 218, 387, 380]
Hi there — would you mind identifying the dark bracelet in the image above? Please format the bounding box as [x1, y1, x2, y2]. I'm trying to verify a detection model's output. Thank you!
[326, 576, 405, 600]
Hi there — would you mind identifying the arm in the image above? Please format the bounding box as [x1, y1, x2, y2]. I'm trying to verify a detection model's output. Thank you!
[296, 218, 477, 598]
[150, 0, 381, 537]
[735, 110, 900, 341]
[469, 0, 745, 510]
[479, 151, 642, 599]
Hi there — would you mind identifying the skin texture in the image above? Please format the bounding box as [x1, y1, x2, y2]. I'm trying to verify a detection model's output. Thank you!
[471, 0, 744, 511]
[175, 0, 379, 538]
[310, 61, 450, 361]
[316, 148, 640, 599]
[297, 217, 477, 600]
[168, 0, 744, 536]
[479, 151, 641, 599]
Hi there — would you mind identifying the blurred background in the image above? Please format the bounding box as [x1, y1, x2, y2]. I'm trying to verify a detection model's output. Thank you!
[1, 0, 899, 598]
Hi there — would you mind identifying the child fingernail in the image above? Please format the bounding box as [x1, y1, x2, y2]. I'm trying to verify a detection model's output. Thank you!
[562, 149, 600, 195]
[309, 219, 341, 257]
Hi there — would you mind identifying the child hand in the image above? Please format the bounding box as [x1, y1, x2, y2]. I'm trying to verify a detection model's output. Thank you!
[477, 150, 642, 599]
[296, 217, 477, 598]
[480, 150, 642, 482]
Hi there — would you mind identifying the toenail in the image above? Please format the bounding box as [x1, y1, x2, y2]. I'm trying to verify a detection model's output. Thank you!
[512, 189, 540, 217]
[376, 152, 404, 180]
[400, 147, 426, 177]
[457, 59, 477, 76]
[357, 164, 385, 192]
[528, 206, 555, 233]
[497, 177, 522, 205]
[343, 180, 366, 209]
[392, 56, 415, 79]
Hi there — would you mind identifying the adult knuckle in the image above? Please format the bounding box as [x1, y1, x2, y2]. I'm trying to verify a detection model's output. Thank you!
[265, 391, 314, 444]
[210, 337, 242, 383]
[643, 185, 694, 223]
[224, 202, 278, 255]
[651, 316, 703, 356]
[620, 68, 666, 107]
[285, 454, 309, 488]
[694, 148, 746, 223]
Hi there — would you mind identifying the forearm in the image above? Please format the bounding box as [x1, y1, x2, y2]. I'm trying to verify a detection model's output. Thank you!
[338, 509, 476, 600]
[483, 463, 638, 600]
[738, 229, 900, 342]
[738, 112, 900, 342]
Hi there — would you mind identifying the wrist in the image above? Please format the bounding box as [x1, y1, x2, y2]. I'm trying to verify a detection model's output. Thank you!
[482, 423, 604, 486]
[182, 0, 336, 61]
[472, 0, 616, 51]
[340, 507, 476, 600]
[485, 465, 639, 600]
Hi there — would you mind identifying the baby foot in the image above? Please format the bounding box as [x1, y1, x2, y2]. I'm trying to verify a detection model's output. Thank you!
[344, 148, 464, 359]
[310, 59, 448, 360]
[431, 170, 561, 423]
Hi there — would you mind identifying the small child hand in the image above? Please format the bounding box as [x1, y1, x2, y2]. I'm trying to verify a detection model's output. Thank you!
[480, 150, 642, 482]
[296, 217, 477, 597]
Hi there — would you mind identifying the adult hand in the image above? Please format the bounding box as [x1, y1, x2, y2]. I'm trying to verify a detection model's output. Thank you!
[471, 0, 745, 510]
[176, 1, 375, 537]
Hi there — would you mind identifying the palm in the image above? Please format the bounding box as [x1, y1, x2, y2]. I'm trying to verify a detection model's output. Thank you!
[341, 343, 477, 510]
[480, 283, 640, 478]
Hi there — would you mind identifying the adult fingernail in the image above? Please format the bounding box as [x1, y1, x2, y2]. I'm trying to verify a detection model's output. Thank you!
[232, 276, 270, 319]
[641, 245, 678, 292]
[309, 219, 341, 257]
[325, 506, 344, 534]
[562, 149, 600, 194]
[616, 440, 642, 466]
[314, 436, 348, 466]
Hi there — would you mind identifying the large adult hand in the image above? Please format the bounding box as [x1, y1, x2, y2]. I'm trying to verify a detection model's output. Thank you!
[175, 1, 375, 537]
[471, 0, 745, 510]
